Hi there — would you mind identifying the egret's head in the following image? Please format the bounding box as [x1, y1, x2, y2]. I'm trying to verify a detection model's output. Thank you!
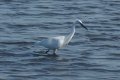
[76, 19, 88, 30]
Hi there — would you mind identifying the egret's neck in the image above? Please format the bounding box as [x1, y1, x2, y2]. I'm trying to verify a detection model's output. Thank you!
[71, 26, 75, 34]
[69, 26, 75, 37]
[64, 25, 75, 45]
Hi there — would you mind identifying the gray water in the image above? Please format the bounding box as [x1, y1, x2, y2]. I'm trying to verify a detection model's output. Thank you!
[0, 0, 120, 80]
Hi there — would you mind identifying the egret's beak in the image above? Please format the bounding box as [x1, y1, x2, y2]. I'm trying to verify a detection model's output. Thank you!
[77, 19, 88, 30]
[79, 22, 88, 30]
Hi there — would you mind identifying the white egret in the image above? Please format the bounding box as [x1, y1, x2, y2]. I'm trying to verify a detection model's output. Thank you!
[39, 19, 88, 56]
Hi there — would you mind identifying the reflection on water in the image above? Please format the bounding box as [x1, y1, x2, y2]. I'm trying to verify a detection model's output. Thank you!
[0, 0, 120, 80]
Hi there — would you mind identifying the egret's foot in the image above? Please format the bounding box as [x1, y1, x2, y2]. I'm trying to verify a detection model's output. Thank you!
[53, 49, 58, 56]
[45, 50, 49, 54]
[53, 53, 58, 57]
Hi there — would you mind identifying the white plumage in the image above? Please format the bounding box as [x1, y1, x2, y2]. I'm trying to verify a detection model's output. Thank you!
[40, 36, 65, 49]
[39, 19, 88, 55]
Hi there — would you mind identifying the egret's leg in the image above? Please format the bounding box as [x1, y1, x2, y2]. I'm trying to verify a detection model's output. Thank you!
[45, 49, 49, 54]
[53, 49, 57, 56]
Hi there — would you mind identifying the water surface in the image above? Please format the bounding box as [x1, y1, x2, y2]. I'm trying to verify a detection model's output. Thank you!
[0, 0, 120, 80]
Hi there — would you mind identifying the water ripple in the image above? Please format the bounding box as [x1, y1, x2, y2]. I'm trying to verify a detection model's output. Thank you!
[0, 0, 120, 80]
